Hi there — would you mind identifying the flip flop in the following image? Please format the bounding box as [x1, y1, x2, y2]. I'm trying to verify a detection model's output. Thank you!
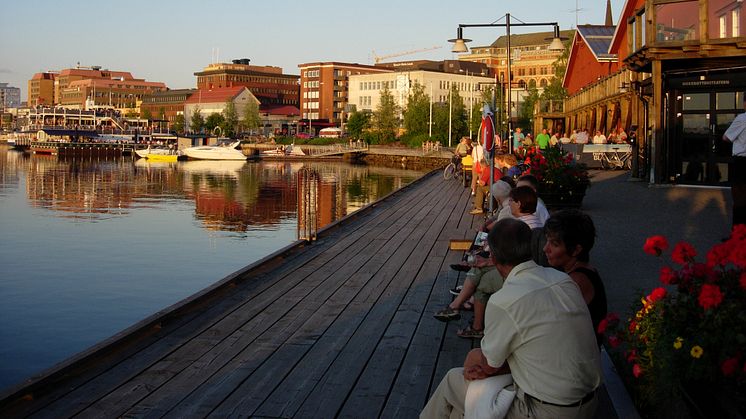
[457, 325, 484, 339]
[434, 306, 461, 322]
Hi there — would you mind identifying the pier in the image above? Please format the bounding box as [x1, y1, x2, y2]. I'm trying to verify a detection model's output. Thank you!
[0, 168, 730, 418]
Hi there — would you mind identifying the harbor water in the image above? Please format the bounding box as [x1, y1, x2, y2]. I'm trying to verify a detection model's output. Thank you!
[0, 145, 427, 391]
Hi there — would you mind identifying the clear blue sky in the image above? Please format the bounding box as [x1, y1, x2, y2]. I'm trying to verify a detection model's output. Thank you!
[1, 0, 623, 101]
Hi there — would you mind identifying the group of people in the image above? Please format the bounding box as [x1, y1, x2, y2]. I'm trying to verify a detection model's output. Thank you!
[569, 127, 629, 145]
[511, 126, 631, 150]
[423, 158, 608, 417]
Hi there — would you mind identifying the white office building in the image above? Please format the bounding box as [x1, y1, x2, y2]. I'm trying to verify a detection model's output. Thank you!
[0, 83, 21, 108]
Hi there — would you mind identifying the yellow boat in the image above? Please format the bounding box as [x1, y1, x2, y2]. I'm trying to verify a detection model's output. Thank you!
[135, 147, 179, 162]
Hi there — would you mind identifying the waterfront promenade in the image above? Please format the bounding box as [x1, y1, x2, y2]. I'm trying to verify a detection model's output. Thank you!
[0, 168, 731, 418]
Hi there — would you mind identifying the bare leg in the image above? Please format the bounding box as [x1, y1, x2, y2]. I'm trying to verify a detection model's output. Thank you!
[472, 299, 486, 331]
[449, 278, 477, 310]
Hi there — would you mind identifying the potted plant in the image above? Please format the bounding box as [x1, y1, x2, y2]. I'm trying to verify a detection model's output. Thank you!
[599, 227, 746, 418]
[516, 146, 590, 209]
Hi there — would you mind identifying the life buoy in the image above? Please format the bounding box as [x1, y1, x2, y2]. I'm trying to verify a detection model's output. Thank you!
[479, 114, 495, 152]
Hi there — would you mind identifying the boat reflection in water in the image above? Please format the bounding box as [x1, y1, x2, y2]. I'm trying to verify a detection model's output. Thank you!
[0, 145, 427, 391]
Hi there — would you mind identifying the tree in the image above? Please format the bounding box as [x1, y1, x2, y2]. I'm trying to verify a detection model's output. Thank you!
[172, 114, 185, 135]
[205, 113, 225, 135]
[222, 100, 239, 138]
[373, 86, 399, 142]
[540, 39, 571, 104]
[402, 81, 430, 136]
[141, 108, 152, 121]
[242, 100, 261, 134]
[449, 85, 468, 140]
[190, 106, 204, 133]
[518, 86, 540, 129]
[346, 110, 371, 139]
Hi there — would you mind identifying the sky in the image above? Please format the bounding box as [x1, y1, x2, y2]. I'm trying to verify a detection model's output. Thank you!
[1, 0, 624, 101]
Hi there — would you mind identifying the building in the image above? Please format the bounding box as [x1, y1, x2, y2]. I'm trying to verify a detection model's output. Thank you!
[139, 89, 196, 129]
[0, 83, 21, 108]
[27, 66, 167, 111]
[561, 0, 746, 186]
[297, 62, 393, 129]
[194, 59, 300, 108]
[183, 86, 259, 134]
[28, 72, 56, 106]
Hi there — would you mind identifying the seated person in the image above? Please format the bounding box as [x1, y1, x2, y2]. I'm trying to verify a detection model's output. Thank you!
[543, 209, 607, 344]
[515, 174, 550, 225]
[455, 136, 471, 157]
[421, 219, 602, 419]
[509, 186, 543, 229]
[592, 130, 607, 144]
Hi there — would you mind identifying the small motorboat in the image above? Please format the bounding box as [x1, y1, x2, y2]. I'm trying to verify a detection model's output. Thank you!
[183, 141, 247, 161]
[260, 143, 306, 157]
[135, 146, 179, 162]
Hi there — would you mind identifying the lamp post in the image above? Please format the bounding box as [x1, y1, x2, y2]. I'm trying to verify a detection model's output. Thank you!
[449, 14, 565, 154]
[451, 15, 565, 213]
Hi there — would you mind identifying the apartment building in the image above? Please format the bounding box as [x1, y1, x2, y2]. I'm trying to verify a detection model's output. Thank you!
[28, 72, 56, 106]
[297, 62, 393, 128]
[0, 83, 21, 109]
[139, 88, 196, 128]
[194, 59, 299, 108]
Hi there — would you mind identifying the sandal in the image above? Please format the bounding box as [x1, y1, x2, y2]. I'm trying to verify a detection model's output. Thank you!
[434, 306, 461, 322]
[449, 285, 464, 296]
[460, 301, 474, 311]
[457, 325, 484, 339]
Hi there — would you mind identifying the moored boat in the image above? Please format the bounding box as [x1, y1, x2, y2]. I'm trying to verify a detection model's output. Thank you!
[183, 141, 246, 160]
[135, 146, 179, 162]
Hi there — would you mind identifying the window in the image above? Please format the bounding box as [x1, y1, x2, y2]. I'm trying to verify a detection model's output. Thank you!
[655, 1, 699, 42]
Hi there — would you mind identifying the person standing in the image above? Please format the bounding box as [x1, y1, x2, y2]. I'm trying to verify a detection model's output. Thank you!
[512, 127, 525, 151]
[724, 94, 746, 227]
[535, 128, 551, 150]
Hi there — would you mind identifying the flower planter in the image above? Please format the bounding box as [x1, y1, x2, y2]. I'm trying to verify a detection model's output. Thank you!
[540, 188, 586, 210]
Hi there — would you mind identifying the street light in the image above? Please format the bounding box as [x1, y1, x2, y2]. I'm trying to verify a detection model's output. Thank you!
[449, 14, 565, 154]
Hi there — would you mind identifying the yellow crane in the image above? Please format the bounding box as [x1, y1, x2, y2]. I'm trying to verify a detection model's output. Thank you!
[371, 46, 443, 64]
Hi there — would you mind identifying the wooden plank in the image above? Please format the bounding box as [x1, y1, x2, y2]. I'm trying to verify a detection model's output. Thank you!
[207, 178, 458, 417]
[22, 175, 438, 418]
[155, 175, 457, 417]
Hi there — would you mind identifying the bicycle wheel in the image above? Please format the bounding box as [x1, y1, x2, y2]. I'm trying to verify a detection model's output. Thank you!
[625, 156, 632, 170]
[600, 158, 609, 170]
[443, 163, 455, 180]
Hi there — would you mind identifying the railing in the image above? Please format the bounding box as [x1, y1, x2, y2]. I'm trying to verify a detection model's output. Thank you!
[564, 69, 633, 113]
[536, 100, 564, 113]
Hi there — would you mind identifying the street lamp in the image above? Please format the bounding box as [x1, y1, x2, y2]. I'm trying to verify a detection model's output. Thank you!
[449, 14, 565, 154]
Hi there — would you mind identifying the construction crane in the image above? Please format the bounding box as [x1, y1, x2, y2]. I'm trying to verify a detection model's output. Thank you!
[371, 46, 443, 64]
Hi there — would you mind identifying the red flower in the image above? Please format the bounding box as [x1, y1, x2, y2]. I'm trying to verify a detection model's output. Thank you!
[644, 235, 669, 256]
[671, 242, 697, 265]
[632, 364, 643, 378]
[659, 266, 678, 285]
[608, 335, 621, 348]
[722, 357, 740, 377]
[731, 224, 746, 241]
[698, 284, 724, 310]
[707, 242, 731, 268]
[648, 287, 667, 303]
[597, 318, 609, 335]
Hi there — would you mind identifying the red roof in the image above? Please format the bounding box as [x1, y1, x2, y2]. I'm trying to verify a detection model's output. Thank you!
[259, 105, 300, 116]
[184, 86, 248, 105]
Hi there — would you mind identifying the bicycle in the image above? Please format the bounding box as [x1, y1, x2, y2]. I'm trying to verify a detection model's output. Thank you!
[600, 147, 632, 170]
[443, 155, 465, 181]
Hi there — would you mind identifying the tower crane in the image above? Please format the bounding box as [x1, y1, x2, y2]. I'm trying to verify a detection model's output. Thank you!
[371, 46, 443, 64]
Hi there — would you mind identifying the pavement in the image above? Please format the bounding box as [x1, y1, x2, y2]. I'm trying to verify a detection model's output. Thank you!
[581, 170, 732, 314]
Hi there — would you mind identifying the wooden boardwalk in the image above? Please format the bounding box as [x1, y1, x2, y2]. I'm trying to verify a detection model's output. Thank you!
[1, 171, 485, 418]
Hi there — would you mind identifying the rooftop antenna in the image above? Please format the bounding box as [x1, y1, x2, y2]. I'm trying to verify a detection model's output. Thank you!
[567, 0, 587, 28]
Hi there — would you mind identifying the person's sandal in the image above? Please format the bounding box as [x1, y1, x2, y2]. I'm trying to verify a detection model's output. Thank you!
[457, 325, 484, 339]
[433, 306, 461, 322]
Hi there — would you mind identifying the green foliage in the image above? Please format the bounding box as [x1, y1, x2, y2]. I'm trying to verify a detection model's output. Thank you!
[172, 114, 185, 134]
[158, 107, 166, 120]
[373, 85, 399, 142]
[449, 85, 468, 139]
[222, 100, 239, 138]
[141, 108, 153, 121]
[204, 113, 225, 134]
[518, 87, 540, 129]
[398, 133, 430, 148]
[346, 110, 371, 139]
[242, 100, 261, 133]
[190, 106, 204, 133]
[402, 81, 430, 136]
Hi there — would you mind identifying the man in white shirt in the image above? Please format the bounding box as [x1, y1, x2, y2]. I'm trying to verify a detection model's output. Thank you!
[724, 94, 746, 227]
[420, 219, 601, 419]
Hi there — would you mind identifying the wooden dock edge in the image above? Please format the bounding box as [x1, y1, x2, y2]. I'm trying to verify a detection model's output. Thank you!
[0, 169, 439, 409]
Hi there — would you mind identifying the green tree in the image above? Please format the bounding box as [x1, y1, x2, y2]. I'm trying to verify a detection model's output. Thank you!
[449, 85, 468, 140]
[432, 102, 449, 143]
[518, 86, 540, 129]
[158, 107, 166, 120]
[373, 85, 399, 142]
[346, 110, 371, 139]
[172, 114, 185, 135]
[222, 100, 239, 138]
[205, 113, 225, 135]
[402, 81, 430, 136]
[141, 108, 152, 121]
[242, 100, 261, 134]
[190, 106, 204, 133]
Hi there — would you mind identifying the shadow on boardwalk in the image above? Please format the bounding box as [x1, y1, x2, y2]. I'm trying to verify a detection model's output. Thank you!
[0, 169, 732, 418]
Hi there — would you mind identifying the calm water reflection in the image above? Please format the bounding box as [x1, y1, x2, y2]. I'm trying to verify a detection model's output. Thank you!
[0, 145, 425, 390]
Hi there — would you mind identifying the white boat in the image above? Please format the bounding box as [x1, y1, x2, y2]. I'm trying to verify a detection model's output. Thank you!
[260, 143, 306, 157]
[183, 141, 246, 160]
